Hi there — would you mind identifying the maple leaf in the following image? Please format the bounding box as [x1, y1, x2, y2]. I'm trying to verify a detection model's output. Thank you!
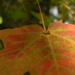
[0, 20, 75, 75]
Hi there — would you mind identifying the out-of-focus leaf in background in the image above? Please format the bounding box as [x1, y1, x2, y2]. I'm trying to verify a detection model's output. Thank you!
[8, 8, 26, 20]
[0, 16, 3, 24]
[0, 0, 75, 30]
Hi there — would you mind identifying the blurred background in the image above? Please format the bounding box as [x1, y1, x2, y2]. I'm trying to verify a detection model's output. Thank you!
[0, 0, 75, 30]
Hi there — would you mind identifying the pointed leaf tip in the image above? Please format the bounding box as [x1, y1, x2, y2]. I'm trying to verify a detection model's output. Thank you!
[56, 20, 63, 23]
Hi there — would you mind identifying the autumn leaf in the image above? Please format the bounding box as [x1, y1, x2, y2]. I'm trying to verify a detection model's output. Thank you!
[0, 20, 75, 75]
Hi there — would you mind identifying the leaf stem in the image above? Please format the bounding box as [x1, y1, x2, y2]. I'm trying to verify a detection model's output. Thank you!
[36, 0, 46, 31]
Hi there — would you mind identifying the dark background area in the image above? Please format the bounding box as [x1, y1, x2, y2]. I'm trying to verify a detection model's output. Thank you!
[0, 0, 75, 30]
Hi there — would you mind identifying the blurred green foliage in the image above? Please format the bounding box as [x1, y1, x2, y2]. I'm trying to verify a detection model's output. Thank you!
[0, 0, 75, 30]
[8, 8, 26, 20]
[0, 16, 3, 24]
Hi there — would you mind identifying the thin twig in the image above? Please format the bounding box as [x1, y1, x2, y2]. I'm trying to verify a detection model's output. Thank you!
[63, 3, 75, 21]
[36, 0, 46, 31]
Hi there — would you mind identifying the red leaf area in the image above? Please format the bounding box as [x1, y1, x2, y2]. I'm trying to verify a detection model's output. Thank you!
[0, 21, 75, 75]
